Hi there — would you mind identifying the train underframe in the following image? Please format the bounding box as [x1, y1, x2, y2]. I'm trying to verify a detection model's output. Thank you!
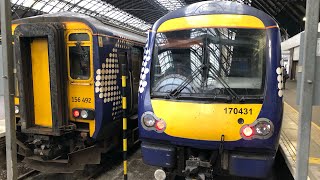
[16, 118, 139, 173]
[142, 141, 276, 180]
[16, 130, 113, 173]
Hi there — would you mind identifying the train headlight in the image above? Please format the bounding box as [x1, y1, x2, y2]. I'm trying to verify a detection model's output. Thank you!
[14, 105, 19, 114]
[155, 120, 166, 131]
[240, 118, 274, 140]
[80, 110, 89, 119]
[255, 121, 271, 136]
[141, 112, 166, 133]
[143, 114, 156, 127]
[243, 126, 253, 137]
[72, 108, 94, 119]
[73, 109, 80, 118]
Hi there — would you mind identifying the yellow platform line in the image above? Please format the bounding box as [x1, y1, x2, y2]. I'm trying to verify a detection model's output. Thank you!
[309, 157, 320, 165]
[290, 157, 320, 165]
[284, 102, 320, 132]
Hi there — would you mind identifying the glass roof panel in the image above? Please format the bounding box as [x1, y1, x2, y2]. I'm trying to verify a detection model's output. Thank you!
[78, 1, 88, 7]
[50, 7, 60, 13]
[42, 5, 54, 13]
[11, 0, 20, 4]
[31, 2, 45, 10]
[155, 0, 185, 11]
[54, 2, 65, 9]
[10, 0, 152, 33]
[22, 0, 36, 7]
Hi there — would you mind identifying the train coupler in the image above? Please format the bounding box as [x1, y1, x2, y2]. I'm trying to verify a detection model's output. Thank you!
[219, 135, 225, 155]
[184, 157, 212, 180]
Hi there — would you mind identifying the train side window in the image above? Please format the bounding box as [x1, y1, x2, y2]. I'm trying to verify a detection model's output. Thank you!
[69, 44, 90, 80]
[69, 33, 89, 41]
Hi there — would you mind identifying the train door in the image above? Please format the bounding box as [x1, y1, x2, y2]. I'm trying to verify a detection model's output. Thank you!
[130, 47, 142, 111]
[14, 23, 67, 135]
[30, 38, 52, 127]
[66, 31, 95, 137]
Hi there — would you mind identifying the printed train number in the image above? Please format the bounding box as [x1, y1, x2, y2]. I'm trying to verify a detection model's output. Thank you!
[72, 97, 91, 103]
[224, 108, 252, 115]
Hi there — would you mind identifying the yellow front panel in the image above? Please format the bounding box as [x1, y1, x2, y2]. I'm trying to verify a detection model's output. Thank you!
[31, 39, 52, 127]
[68, 83, 95, 136]
[151, 100, 262, 141]
[65, 23, 95, 137]
[157, 14, 265, 33]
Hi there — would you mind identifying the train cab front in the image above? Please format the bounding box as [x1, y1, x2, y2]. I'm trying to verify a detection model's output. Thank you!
[138, 2, 283, 179]
[13, 20, 98, 172]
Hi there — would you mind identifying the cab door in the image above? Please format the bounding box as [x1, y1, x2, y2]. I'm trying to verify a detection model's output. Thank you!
[66, 30, 95, 137]
[130, 47, 143, 111]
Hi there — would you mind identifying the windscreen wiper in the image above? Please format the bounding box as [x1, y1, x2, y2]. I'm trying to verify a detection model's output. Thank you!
[240, 95, 264, 102]
[208, 64, 240, 100]
[168, 64, 205, 98]
[76, 41, 89, 62]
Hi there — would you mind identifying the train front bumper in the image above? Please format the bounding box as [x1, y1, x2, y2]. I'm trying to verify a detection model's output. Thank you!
[141, 141, 275, 178]
[228, 151, 275, 178]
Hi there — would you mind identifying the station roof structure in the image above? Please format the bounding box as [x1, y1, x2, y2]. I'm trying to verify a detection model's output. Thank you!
[7, 0, 314, 37]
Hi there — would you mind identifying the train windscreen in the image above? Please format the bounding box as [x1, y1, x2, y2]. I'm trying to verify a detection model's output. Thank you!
[151, 28, 266, 100]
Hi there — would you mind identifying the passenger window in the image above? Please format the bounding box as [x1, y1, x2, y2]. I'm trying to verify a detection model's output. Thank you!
[69, 33, 89, 41]
[69, 44, 90, 80]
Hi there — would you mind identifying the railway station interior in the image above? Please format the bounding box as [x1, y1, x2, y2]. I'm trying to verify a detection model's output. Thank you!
[0, 0, 320, 180]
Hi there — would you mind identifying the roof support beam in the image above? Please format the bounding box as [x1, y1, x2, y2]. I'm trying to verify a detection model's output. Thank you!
[268, 0, 301, 23]
[277, 1, 304, 23]
[252, 1, 276, 20]
[253, 0, 277, 16]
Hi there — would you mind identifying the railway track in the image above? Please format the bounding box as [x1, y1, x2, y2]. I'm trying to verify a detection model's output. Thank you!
[17, 170, 39, 180]
[14, 143, 140, 180]
[18, 150, 126, 180]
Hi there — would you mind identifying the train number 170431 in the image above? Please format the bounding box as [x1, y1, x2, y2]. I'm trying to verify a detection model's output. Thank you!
[224, 107, 252, 115]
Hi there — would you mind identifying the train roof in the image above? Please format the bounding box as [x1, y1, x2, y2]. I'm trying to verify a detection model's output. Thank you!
[153, 1, 278, 31]
[13, 12, 146, 44]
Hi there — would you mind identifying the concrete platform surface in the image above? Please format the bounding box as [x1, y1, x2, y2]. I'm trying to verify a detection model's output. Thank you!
[0, 96, 4, 120]
[280, 102, 320, 180]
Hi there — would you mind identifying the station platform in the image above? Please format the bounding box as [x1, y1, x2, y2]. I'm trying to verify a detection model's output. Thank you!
[0, 120, 4, 138]
[280, 81, 320, 180]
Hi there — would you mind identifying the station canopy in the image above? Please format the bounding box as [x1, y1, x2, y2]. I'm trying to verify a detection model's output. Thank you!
[10, 0, 310, 37]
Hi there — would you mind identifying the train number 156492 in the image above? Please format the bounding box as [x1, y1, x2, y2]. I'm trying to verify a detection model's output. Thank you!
[72, 97, 91, 103]
[224, 108, 252, 115]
